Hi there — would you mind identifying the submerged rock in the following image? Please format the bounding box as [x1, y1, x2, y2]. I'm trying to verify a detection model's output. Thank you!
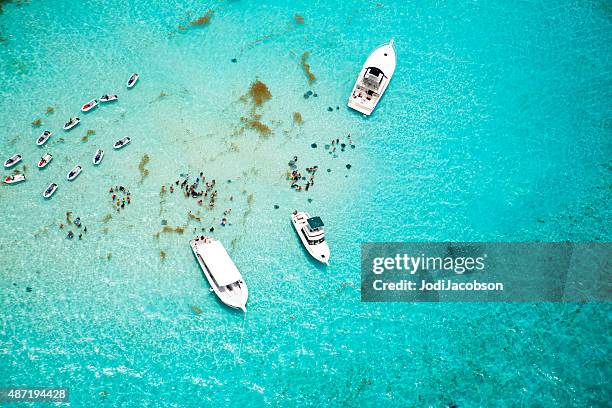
[274, 204, 279, 209]
[311, 143, 317, 148]
[346, 164, 352, 169]
[231, 58, 237, 63]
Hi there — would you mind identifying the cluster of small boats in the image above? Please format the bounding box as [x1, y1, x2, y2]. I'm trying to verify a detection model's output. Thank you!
[2, 73, 139, 196]
[191, 211, 330, 313]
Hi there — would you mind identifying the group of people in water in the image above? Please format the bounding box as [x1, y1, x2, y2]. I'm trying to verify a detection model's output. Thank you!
[162, 172, 233, 228]
[60, 212, 87, 240]
[109, 185, 132, 212]
[288, 156, 318, 192]
[162, 172, 220, 210]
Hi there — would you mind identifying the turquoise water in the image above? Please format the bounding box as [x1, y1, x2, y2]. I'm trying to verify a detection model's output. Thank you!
[1, 0, 611, 406]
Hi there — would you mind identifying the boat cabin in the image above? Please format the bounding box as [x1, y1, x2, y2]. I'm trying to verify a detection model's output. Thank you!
[362, 67, 385, 91]
[301, 216, 326, 245]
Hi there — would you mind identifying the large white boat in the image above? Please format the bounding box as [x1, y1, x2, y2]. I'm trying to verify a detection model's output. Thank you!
[347, 39, 396, 115]
[291, 211, 330, 265]
[190, 237, 248, 312]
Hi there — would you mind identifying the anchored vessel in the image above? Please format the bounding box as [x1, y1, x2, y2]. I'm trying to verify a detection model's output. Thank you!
[92, 149, 104, 165]
[37, 130, 52, 146]
[43, 183, 58, 198]
[114, 137, 130, 149]
[190, 237, 248, 312]
[127, 73, 139, 88]
[4, 154, 22, 168]
[81, 99, 98, 112]
[348, 39, 396, 115]
[4, 174, 26, 184]
[63, 117, 80, 130]
[38, 153, 53, 169]
[291, 211, 330, 264]
[67, 165, 82, 181]
[100, 94, 118, 102]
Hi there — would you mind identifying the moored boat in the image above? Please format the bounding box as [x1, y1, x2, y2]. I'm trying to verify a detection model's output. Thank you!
[67, 165, 82, 181]
[81, 99, 98, 112]
[4, 174, 26, 184]
[127, 73, 139, 88]
[38, 153, 53, 169]
[92, 149, 104, 165]
[43, 183, 58, 198]
[63, 117, 80, 130]
[291, 211, 330, 264]
[190, 236, 248, 312]
[37, 130, 52, 146]
[348, 39, 396, 115]
[100, 94, 118, 102]
[113, 136, 130, 149]
[4, 154, 22, 168]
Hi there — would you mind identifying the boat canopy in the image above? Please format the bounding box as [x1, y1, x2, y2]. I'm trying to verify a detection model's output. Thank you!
[307, 216, 324, 230]
[363, 67, 385, 89]
[197, 240, 242, 286]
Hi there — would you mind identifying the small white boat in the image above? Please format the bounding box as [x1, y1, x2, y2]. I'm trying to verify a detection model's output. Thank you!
[100, 94, 118, 102]
[4, 174, 26, 184]
[38, 153, 53, 169]
[113, 136, 130, 149]
[81, 99, 98, 112]
[126, 73, 139, 88]
[3, 154, 22, 168]
[43, 183, 58, 198]
[67, 165, 82, 181]
[92, 149, 104, 165]
[291, 211, 330, 264]
[37, 130, 52, 146]
[190, 237, 248, 312]
[348, 39, 397, 116]
[63, 117, 80, 130]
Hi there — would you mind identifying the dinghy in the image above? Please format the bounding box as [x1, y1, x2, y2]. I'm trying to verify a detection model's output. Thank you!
[81, 99, 98, 112]
[37, 130, 52, 146]
[43, 183, 58, 198]
[113, 136, 130, 149]
[38, 153, 53, 169]
[67, 165, 82, 181]
[291, 211, 331, 264]
[100, 94, 118, 102]
[126, 73, 139, 88]
[348, 39, 396, 115]
[63, 117, 80, 130]
[4, 154, 22, 168]
[92, 149, 104, 165]
[4, 174, 26, 184]
[190, 236, 248, 312]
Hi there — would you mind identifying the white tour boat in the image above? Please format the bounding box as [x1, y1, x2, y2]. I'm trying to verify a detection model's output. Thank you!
[63, 117, 80, 130]
[37, 130, 52, 146]
[291, 211, 330, 264]
[348, 39, 396, 115]
[67, 165, 82, 181]
[4, 174, 26, 184]
[190, 236, 248, 312]
[38, 153, 53, 169]
[4, 154, 22, 168]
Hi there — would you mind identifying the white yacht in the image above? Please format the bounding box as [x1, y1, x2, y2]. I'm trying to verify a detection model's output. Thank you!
[291, 211, 330, 265]
[190, 237, 248, 312]
[348, 39, 396, 115]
